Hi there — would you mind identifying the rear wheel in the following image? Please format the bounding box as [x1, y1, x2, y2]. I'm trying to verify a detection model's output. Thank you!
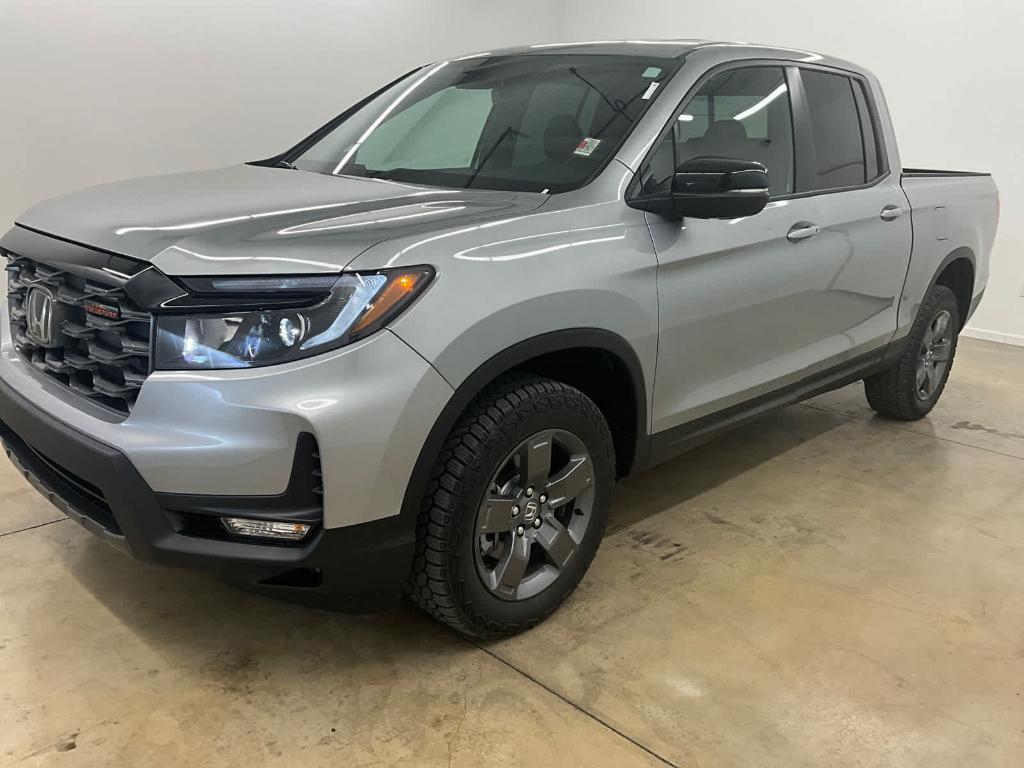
[407, 375, 615, 638]
[864, 284, 960, 420]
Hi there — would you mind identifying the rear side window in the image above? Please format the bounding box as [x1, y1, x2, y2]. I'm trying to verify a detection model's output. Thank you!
[800, 70, 868, 190]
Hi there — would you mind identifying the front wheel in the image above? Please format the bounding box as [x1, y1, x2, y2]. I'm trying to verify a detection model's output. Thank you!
[864, 284, 960, 420]
[407, 375, 615, 638]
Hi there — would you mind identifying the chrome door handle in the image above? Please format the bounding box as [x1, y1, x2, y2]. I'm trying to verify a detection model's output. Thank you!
[787, 222, 820, 243]
[880, 205, 904, 221]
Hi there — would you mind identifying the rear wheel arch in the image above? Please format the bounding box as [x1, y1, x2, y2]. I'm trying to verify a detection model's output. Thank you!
[930, 247, 976, 329]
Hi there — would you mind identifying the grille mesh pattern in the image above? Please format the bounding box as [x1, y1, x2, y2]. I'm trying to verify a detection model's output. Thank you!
[5, 254, 152, 415]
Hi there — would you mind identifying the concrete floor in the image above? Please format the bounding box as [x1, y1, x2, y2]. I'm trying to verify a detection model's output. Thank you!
[2, 337, 1022, 767]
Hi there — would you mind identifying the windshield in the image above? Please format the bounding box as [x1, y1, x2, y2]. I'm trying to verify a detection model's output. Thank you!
[290, 54, 681, 193]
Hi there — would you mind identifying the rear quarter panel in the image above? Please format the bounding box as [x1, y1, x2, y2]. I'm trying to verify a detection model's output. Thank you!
[899, 175, 998, 335]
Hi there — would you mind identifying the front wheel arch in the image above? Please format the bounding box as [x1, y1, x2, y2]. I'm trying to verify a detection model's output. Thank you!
[397, 329, 647, 547]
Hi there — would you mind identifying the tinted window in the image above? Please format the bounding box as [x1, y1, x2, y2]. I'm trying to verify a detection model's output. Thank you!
[293, 55, 681, 193]
[801, 70, 867, 190]
[852, 80, 882, 181]
[641, 67, 795, 197]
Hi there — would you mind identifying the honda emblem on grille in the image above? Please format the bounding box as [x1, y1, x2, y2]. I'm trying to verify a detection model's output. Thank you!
[25, 287, 57, 346]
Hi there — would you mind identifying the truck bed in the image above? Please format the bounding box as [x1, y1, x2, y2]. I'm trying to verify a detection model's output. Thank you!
[902, 168, 992, 178]
[898, 170, 999, 332]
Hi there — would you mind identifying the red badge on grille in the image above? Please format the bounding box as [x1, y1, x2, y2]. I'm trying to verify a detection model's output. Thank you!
[84, 302, 120, 320]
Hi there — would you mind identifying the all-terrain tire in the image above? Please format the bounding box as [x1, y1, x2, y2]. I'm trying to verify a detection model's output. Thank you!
[864, 284, 960, 420]
[406, 374, 615, 638]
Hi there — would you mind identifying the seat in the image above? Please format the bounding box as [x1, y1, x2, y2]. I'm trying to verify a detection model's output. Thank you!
[688, 119, 751, 159]
[687, 119, 790, 194]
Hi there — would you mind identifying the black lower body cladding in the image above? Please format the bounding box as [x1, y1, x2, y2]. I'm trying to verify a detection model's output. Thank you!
[0, 376, 414, 611]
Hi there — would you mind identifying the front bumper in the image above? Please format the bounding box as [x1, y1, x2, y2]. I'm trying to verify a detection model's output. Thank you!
[0, 320, 452, 529]
[0, 372, 421, 609]
[0, 293, 453, 607]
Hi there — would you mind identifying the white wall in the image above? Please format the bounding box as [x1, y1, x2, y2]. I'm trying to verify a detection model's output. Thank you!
[559, 0, 1024, 342]
[3, 0, 1021, 341]
[0, 0, 559, 225]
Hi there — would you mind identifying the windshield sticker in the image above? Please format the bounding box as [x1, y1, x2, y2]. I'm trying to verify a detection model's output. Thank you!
[641, 82, 660, 100]
[574, 137, 602, 157]
[642, 66, 663, 79]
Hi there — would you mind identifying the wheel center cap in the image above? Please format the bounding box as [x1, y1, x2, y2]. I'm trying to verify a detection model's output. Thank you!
[523, 499, 540, 523]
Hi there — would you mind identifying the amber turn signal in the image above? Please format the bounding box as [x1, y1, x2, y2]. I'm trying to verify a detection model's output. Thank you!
[352, 271, 429, 334]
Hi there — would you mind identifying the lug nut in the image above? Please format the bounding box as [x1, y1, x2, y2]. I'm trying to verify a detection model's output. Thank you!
[516, 526, 525, 536]
[525, 487, 534, 497]
[533, 518, 542, 529]
[539, 494, 547, 504]
[511, 506, 520, 517]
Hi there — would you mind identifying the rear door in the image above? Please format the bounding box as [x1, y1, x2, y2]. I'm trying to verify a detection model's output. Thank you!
[788, 67, 912, 377]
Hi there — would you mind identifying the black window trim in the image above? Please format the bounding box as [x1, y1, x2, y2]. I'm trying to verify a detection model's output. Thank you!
[252, 66, 426, 169]
[789, 63, 891, 198]
[626, 59, 800, 206]
[851, 79, 881, 183]
[625, 58, 893, 209]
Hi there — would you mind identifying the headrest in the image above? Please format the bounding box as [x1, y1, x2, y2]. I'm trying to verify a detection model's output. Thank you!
[703, 119, 749, 144]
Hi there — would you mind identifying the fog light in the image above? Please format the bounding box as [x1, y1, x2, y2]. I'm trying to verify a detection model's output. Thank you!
[222, 518, 312, 541]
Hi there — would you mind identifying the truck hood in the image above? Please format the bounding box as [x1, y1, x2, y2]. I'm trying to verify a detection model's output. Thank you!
[15, 164, 547, 275]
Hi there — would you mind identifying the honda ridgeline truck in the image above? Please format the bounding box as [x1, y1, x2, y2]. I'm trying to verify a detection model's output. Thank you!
[0, 42, 998, 637]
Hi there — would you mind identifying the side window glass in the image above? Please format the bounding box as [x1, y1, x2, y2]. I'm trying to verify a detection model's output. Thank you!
[852, 80, 882, 181]
[800, 71, 868, 190]
[640, 67, 795, 197]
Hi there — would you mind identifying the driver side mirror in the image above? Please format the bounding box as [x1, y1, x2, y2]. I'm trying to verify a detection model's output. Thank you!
[670, 157, 771, 219]
[667, 156, 770, 219]
[630, 157, 772, 220]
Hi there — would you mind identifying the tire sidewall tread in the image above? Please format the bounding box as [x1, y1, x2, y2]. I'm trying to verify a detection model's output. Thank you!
[865, 285, 961, 420]
[407, 374, 615, 638]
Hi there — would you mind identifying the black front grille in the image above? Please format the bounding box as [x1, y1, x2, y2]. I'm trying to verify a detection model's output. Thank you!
[26, 445, 122, 535]
[312, 444, 323, 497]
[172, 511, 233, 541]
[5, 253, 152, 415]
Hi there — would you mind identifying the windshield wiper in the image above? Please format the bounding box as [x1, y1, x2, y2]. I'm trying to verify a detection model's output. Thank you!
[568, 67, 633, 123]
[465, 126, 525, 189]
[332, 163, 403, 181]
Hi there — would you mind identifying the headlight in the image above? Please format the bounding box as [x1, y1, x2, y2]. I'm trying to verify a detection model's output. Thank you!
[153, 267, 433, 370]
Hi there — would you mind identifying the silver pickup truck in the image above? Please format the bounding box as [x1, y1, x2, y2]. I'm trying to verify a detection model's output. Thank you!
[0, 41, 998, 637]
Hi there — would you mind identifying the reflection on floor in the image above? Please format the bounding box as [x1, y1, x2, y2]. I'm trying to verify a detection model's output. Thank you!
[2, 339, 1022, 767]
